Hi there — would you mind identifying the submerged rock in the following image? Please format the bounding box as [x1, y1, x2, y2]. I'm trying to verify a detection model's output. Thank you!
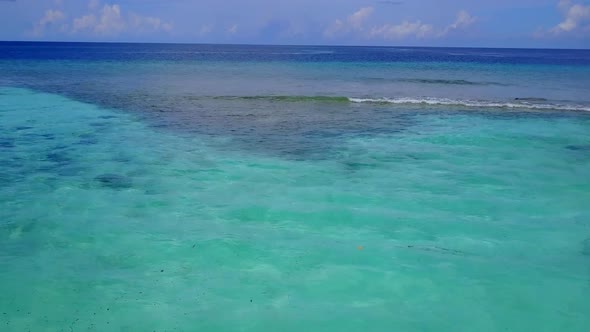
[566, 145, 590, 151]
[89, 122, 108, 128]
[582, 238, 590, 256]
[405, 245, 464, 256]
[46, 151, 71, 165]
[77, 133, 98, 146]
[514, 97, 548, 102]
[0, 138, 15, 148]
[94, 173, 133, 189]
[78, 138, 98, 146]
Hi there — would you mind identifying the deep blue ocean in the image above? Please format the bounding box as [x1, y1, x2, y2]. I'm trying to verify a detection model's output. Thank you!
[1, 42, 590, 331]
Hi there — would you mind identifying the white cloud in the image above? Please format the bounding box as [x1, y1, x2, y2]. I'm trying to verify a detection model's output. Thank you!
[550, 0, 590, 34]
[94, 4, 125, 35]
[349, 7, 374, 29]
[439, 10, 476, 36]
[370, 21, 434, 40]
[72, 14, 96, 32]
[70, 3, 172, 36]
[131, 14, 173, 33]
[31, 9, 66, 37]
[40, 9, 65, 26]
[227, 24, 238, 34]
[326, 7, 475, 40]
[325, 7, 374, 37]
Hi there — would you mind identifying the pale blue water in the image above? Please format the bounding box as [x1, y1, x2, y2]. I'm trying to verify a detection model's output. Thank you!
[1, 43, 590, 331]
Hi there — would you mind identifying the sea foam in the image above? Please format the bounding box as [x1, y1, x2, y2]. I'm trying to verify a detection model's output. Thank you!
[348, 97, 590, 112]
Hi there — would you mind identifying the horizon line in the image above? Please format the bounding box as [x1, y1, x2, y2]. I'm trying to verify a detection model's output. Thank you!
[1, 40, 589, 51]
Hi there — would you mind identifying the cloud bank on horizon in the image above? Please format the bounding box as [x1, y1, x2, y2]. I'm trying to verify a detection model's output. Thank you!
[0, 0, 589, 48]
[324, 7, 477, 40]
[549, 0, 590, 34]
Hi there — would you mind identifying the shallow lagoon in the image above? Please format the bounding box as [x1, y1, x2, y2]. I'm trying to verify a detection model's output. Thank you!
[1, 86, 590, 331]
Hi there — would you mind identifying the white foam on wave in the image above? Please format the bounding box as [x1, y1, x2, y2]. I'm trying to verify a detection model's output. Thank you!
[348, 97, 590, 112]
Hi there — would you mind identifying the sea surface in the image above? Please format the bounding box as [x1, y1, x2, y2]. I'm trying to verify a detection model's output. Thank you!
[1, 42, 590, 331]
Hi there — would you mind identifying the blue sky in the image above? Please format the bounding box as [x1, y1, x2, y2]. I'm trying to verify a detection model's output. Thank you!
[1, 0, 589, 48]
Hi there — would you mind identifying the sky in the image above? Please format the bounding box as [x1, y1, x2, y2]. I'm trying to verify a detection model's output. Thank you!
[0, 0, 589, 48]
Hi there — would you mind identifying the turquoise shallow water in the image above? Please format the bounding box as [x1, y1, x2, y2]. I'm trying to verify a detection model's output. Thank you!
[1, 87, 590, 331]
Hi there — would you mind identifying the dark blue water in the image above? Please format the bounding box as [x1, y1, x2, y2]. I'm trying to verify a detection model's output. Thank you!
[2, 41, 590, 65]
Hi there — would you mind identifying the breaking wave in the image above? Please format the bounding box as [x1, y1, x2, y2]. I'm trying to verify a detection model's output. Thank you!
[210, 95, 590, 112]
[347, 97, 590, 112]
